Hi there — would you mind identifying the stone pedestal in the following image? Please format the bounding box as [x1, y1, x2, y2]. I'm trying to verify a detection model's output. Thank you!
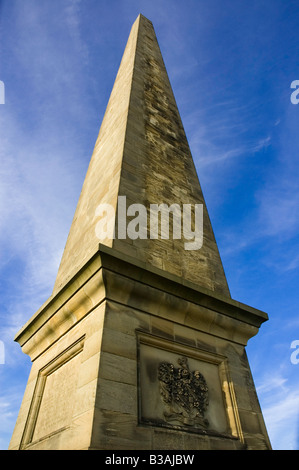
[9, 245, 271, 450]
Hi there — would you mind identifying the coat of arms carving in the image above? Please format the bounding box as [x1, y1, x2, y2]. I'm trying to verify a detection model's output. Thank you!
[158, 356, 209, 429]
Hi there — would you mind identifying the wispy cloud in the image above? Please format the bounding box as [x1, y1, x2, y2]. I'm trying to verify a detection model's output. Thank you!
[254, 368, 299, 450]
[256, 374, 288, 395]
[262, 390, 299, 450]
[194, 134, 271, 168]
[0, 2, 96, 339]
[64, 0, 89, 65]
[0, 110, 77, 299]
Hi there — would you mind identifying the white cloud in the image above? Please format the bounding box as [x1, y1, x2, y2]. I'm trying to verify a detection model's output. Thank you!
[64, 0, 89, 65]
[254, 368, 299, 450]
[263, 390, 299, 450]
[256, 375, 288, 395]
[0, 112, 72, 288]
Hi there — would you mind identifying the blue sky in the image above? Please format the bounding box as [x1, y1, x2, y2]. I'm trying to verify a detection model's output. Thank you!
[1, 0, 299, 450]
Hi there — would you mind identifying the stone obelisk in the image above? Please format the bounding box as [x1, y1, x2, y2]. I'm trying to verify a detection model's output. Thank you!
[9, 15, 271, 450]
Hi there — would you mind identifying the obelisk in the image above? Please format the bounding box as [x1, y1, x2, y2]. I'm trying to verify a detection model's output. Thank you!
[9, 14, 271, 450]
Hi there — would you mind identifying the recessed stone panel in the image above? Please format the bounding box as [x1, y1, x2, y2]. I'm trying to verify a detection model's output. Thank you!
[138, 332, 238, 439]
[20, 337, 84, 448]
[32, 352, 82, 441]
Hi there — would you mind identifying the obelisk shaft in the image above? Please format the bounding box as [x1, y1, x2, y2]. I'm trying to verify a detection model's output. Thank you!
[53, 15, 230, 297]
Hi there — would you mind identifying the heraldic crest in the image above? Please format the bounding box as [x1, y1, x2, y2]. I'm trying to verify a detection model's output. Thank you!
[158, 356, 209, 429]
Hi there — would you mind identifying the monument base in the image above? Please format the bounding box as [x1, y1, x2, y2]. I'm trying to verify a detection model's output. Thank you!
[9, 245, 271, 450]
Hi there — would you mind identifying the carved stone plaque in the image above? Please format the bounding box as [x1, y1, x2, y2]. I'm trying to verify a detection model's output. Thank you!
[158, 356, 209, 428]
[138, 334, 231, 436]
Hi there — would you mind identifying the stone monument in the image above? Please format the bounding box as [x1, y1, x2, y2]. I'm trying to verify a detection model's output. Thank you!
[9, 14, 271, 450]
